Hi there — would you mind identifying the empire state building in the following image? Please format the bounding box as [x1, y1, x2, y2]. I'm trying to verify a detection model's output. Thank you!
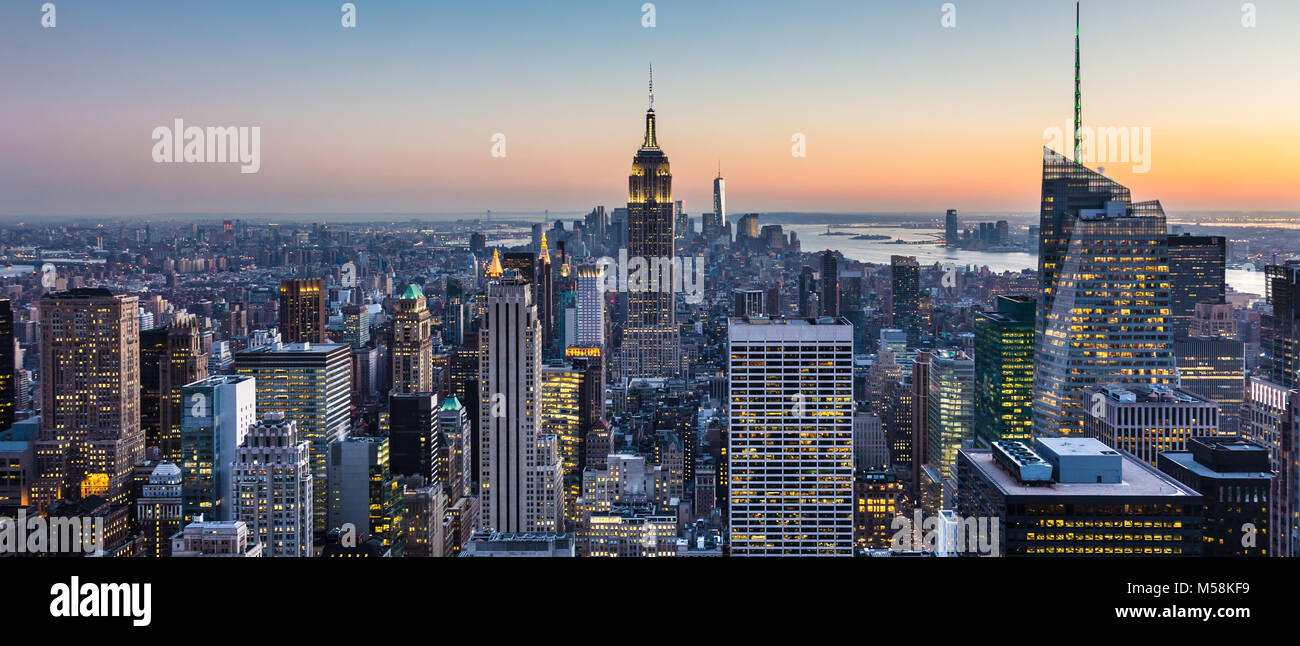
[623, 67, 680, 379]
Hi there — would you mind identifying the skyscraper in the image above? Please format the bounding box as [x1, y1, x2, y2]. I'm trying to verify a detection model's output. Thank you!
[1158, 436, 1272, 557]
[33, 288, 143, 510]
[798, 265, 815, 317]
[974, 295, 1035, 445]
[279, 279, 326, 344]
[137, 462, 183, 557]
[732, 288, 765, 318]
[391, 284, 434, 394]
[1033, 193, 1177, 436]
[160, 314, 209, 462]
[478, 278, 564, 533]
[622, 66, 680, 380]
[1082, 385, 1220, 467]
[0, 300, 13, 431]
[821, 250, 839, 317]
[327, 435, 404, 555]
[180, 375, 256, 522]
[1174, 335, 1245, 435]
[891, 255, 920, 345]
[1243, 377, 1299, 557]
[713, 166, 726, 230]
[233, 413, 313, 557]
[1263, 261, 1300, 388]
[389, 392, 443, 484]
[1167, 234, 1225, 338]
[236, 342, 352, 533]
[575, 264, 606, 349]
[927, 350, 975, 481]
[944, 209, 959, 248]
[728, 316, 854, 556]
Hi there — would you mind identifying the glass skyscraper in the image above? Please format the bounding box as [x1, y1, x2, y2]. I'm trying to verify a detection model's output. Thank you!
[974, 295, 1035, 445]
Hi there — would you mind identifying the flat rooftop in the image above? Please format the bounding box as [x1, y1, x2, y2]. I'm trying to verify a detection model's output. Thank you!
[1160, 452, 1273, 481]
[962, 448, 1199, 498]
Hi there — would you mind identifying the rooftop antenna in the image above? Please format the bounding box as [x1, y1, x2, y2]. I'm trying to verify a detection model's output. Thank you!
[649, 62, 655, 111]
[1073, 1, 1082, 163]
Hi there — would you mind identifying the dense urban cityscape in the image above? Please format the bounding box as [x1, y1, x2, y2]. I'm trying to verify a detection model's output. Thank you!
[1, 2, 1297, 595]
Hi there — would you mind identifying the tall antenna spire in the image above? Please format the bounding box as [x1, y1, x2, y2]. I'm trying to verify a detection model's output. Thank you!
[649, 62, 655, 111]
[1074, 1, 1082, 163]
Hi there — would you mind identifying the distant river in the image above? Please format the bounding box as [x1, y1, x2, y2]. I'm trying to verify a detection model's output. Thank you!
[789, 224, 1266, 298]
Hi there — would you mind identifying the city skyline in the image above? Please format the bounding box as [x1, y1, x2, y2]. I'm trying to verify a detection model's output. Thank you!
[3, 0, 1298, 219]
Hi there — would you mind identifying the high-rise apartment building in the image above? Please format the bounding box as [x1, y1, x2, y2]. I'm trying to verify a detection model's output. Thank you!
[235, 342, 352, 533]
[728, 316, 854, 556]
[233, 413, 312, 557]
[34, 288, 143, 510]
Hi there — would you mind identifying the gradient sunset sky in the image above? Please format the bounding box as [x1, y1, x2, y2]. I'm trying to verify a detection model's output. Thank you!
[2, 0, 1296, 218]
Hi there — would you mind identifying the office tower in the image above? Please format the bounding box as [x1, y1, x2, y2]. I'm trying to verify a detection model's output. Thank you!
[170, 518, 263, 557]
[180, 375, 256, 522]
[1243, 377, 1298, 557]
[235, 342, 351, 533]
[582, 504, 678, 557]
[853, 412, 887, 470]
[883, 379, 914, 471]
[0, 300, 12, 430]
[541, 362, 583, 504]
[732, 289, 765, 318]
[438, 396, 472, 502]
[736, 213, 760, 241]
[233, 413, 312, 557]
[279, 279, 326, 343]
[765, 282, 783, 316]
[944, 209, 959, 247]
[342, 305, 370, 348]
[478, 278, 563, 533]
[1082, 385, 1219, 467]
[138, 327, 168, 454]
[538, 233, 556, 353]
[1174, 336, 1245, 435]
[1033, 194, 1177, 436]
[623, 67, 680, 380]
[879, 328, 915, 379]
[974, 295, 1035, 445]
[137, 462, 183, 557]
[1189, 300, 1239, 339]
[159, 314, 209, 461]
[391, 284, 434, 394]
[798, 266, 815, 317]
[821, 251, 839, 317]
[1168, 235, 1226, 338]
[1158, 436, 1272, 557]
[713, 167, 726, 230]
[1263, 261, 1300, 388]
[327, 436, 404, 555]
[891, 255, 920, 345]
[389, 392, 443, 484]
[910, 351, 932, 489]
[853, 468, 902, 550]
[958, 437, 1203, 556]
[33, 288, 143, 510]
[926, 350, 974, 481]
[402, 475, 448, 558]
[575, 264, 605, 349]
[728, 316, 854, 556]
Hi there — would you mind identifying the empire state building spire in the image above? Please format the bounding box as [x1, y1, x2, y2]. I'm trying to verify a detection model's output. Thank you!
[642, 63, 659, 150]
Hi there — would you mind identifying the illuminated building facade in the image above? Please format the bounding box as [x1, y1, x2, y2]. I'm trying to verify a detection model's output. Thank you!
[622, 70, 680, 380]
[974, 295, 1035, 445]
[1082, 385, 1220, 467]
[927, 350, 974, 481]
[1174, 336, 1245, 435]
[1033, 175, 1177, 437]
[728, 316, 854, 556]
[542, 361, 583, 521]
[279, 279, 326, 344]
[233, 413, 312, 557]
[438, 396, 472, 503]
[854, 468, 902, 550]
[1263, 261, 1300, 388]
[1158, 436, 1272, 557]
[391, 284, 434, 395]
[478, 278, 564, 533]
[1243, 377, 1299, 557]
[327, 435, 405, 556]
[957, 437, 1203, 556]
[159, 314, 209, 462]
[235, 341, 352, 533]
[180, 375, 256, 522]
[582, 503, 677, 557]
[1167, 234, 1225, 339]
[0, 300, 13, 430]
[34, 288, 143, 511]
[575, 264, 606, 349]
[137, 462, 183, 557]
[890, 255, 920, 346]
